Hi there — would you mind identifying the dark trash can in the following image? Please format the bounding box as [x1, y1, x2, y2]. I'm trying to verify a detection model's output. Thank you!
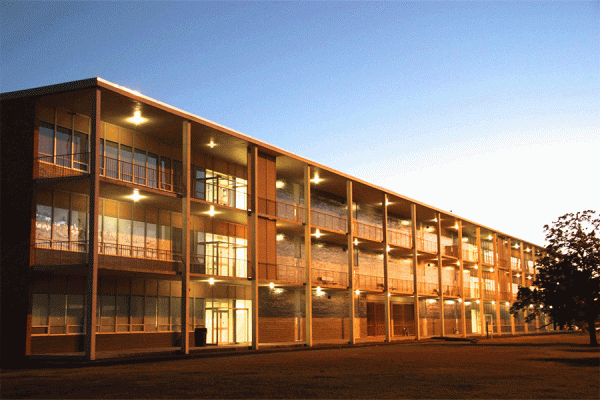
[195, 327, 207, 347]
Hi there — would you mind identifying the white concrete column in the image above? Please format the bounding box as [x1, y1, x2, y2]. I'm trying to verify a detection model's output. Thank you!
[347, 180, 356, 344]
[383, 194, 391, 342]
[304, 166, 312, 347]
[411, 203, 420, 340]
[248, 145, 259, 349]
[180, 120, 191, 354]
[437, 212, 444, 337]
[84, 88, 100, 361]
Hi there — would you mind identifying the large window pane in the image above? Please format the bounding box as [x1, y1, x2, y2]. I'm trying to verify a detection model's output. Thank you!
[171, 296, 181, 331]
[49, 294, 66, 334]
[147, 153, 158, 188]
[67, 294, 84, 333]
[132, 221, 145, 254]
[55, 126, 71, 167]
[53, 207, 69, 244]
[73, 131, 88, 171]
[104, 140, 118, 179]
[100, 295, 116, 332]
[134, 149, 146, 185]
[32, 293, 49, 326]
[116, 295, 130, 331]
[36, 204, 52, 241]
[118, 218, 132, 255]
[160, 157, 171, 190]
[39, 122, 54, 157]
[131, 295, 144, 330]
[145, 296, 157, 331]
[120, 145, 133, 182]
[158, 297, 170, 330]
[194, 167, 205, 199]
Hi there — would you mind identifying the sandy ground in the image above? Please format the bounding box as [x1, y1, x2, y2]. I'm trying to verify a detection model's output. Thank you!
[2, 333, 598, 399]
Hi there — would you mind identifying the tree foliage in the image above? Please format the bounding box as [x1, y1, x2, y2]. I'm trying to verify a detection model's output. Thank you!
[511, 210, 600, 346]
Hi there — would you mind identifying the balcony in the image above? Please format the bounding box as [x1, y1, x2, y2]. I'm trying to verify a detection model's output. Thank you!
[389, 277, 414, 293]
[356, 274, 384, 291]
[417, 236, 437, 254]
[35, 153, 89, 180]
[98, 242, 180, 273]
[260, 198, 306, 223]
[312, 268, 348, 288]
[511, 257, 521, 270]
[101, 156, 183, 195]
[463, 285, 480, 298]
[353, 221, 383, 242]
[418, 281, 439, 296]
[311, 209, 347, 233]
[462, 249, 478, 263]
[191, 254, 248, 278]
[31, 240, 87, 266]
[388, 229, 412, 249]
[482, 250, 494, 266]
[440, 284, 461, 297]
[195, 176, 247, 210]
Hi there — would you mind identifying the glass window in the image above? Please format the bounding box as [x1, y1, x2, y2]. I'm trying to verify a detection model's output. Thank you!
[104, 140, 118, 179]
[67, 295, 84, 333]
[100, 295, 116, 332]
[146, 222, 157, 258]
[147, 153, 158, 188]
[116, 295, 130, 331]
[73, 131, 88, 171]
[49, 294, 66, 334]
[145, 296, 157, 331]
[36, 204, 52, 241]
[70, 209, 87, 246]
[158, 297, 170, 330]
[130, 295, 144, 330]
[55, 126, 72, 167]
[134, 149, 146, 185]
[32, 293, 49, 327]
[194, 167, 206, 199]
[53, 207, 69, 244]
[118, 218, 132, 255]
[132, 221, 145, 255]
[171, 296, 181, 331]
[39, 122, 54, 157]
[160, 157, 171, 190]
[120, 145, 133, 182]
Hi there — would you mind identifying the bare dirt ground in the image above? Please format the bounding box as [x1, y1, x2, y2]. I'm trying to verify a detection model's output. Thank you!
[2, 333, 598, 399]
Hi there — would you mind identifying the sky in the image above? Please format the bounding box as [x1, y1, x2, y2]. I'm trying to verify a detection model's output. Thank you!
[1, 1, 598, 245]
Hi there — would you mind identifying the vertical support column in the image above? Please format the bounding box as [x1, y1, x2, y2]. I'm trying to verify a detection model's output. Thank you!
[248, 145, 259, 350]
[476, 227, 485, 336]
[508, 238, 515, 335]
[493, 233, 502, 336]
[520, 241, 527, 333]
[436, 213, 444, 337]
[180, 120, 191, 354]
[458, 221, 466, 338]
[347, 180, 356, 344]
[84, 88, 101, 361]
[383, 194, 391, 342]
[304, 166, 312, 347]
[411, 203, 420, 340]
[531, 249, 540, 331]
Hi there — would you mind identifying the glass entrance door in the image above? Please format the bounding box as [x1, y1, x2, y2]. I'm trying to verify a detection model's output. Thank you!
[215, 309, 229, 345]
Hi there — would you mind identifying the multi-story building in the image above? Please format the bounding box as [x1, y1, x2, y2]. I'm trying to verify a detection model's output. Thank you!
[1, 78, 547, 364]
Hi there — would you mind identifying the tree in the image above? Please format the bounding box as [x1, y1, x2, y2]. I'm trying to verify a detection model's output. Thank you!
[511, 210, 600, 346]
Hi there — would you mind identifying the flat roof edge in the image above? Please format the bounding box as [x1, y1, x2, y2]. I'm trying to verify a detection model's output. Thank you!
[0, 78, 99, 101]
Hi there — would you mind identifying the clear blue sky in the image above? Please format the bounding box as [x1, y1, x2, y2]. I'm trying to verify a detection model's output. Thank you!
[2, 1, 598, 245]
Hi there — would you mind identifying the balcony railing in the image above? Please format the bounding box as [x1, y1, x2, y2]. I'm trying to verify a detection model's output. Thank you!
[389, 278, 414, 293]
[463, 285, 480, 298]
[511, 257, 521, 270]
[417, 237, 437, 253]
[418, 281, 438, 295]
[500, 291, 512, 301]
[440, 284, 461, 297]
[482, 250, 494, 265]
[444, 245, 459, 258]
[356, 274, 385, 291]
[463, 249, 479, 263]
[35, 153, 89, 179]
[98, 242, 180, 273]
[259, 198, 306, 223]
[190, 254, 248, 278]
[195, 176, 247, 210]
[353, 221, 383, 241]
[311, 209, 348, 233]
[388, 229, 412, 249]
[312, 268, 348, 287]
[101, 156, 183, 195]
[32, 240, 87, 265]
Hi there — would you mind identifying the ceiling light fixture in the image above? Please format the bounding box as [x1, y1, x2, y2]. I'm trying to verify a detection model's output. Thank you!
[128, 110, 147, 125]
[128, 189, 143, 202]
